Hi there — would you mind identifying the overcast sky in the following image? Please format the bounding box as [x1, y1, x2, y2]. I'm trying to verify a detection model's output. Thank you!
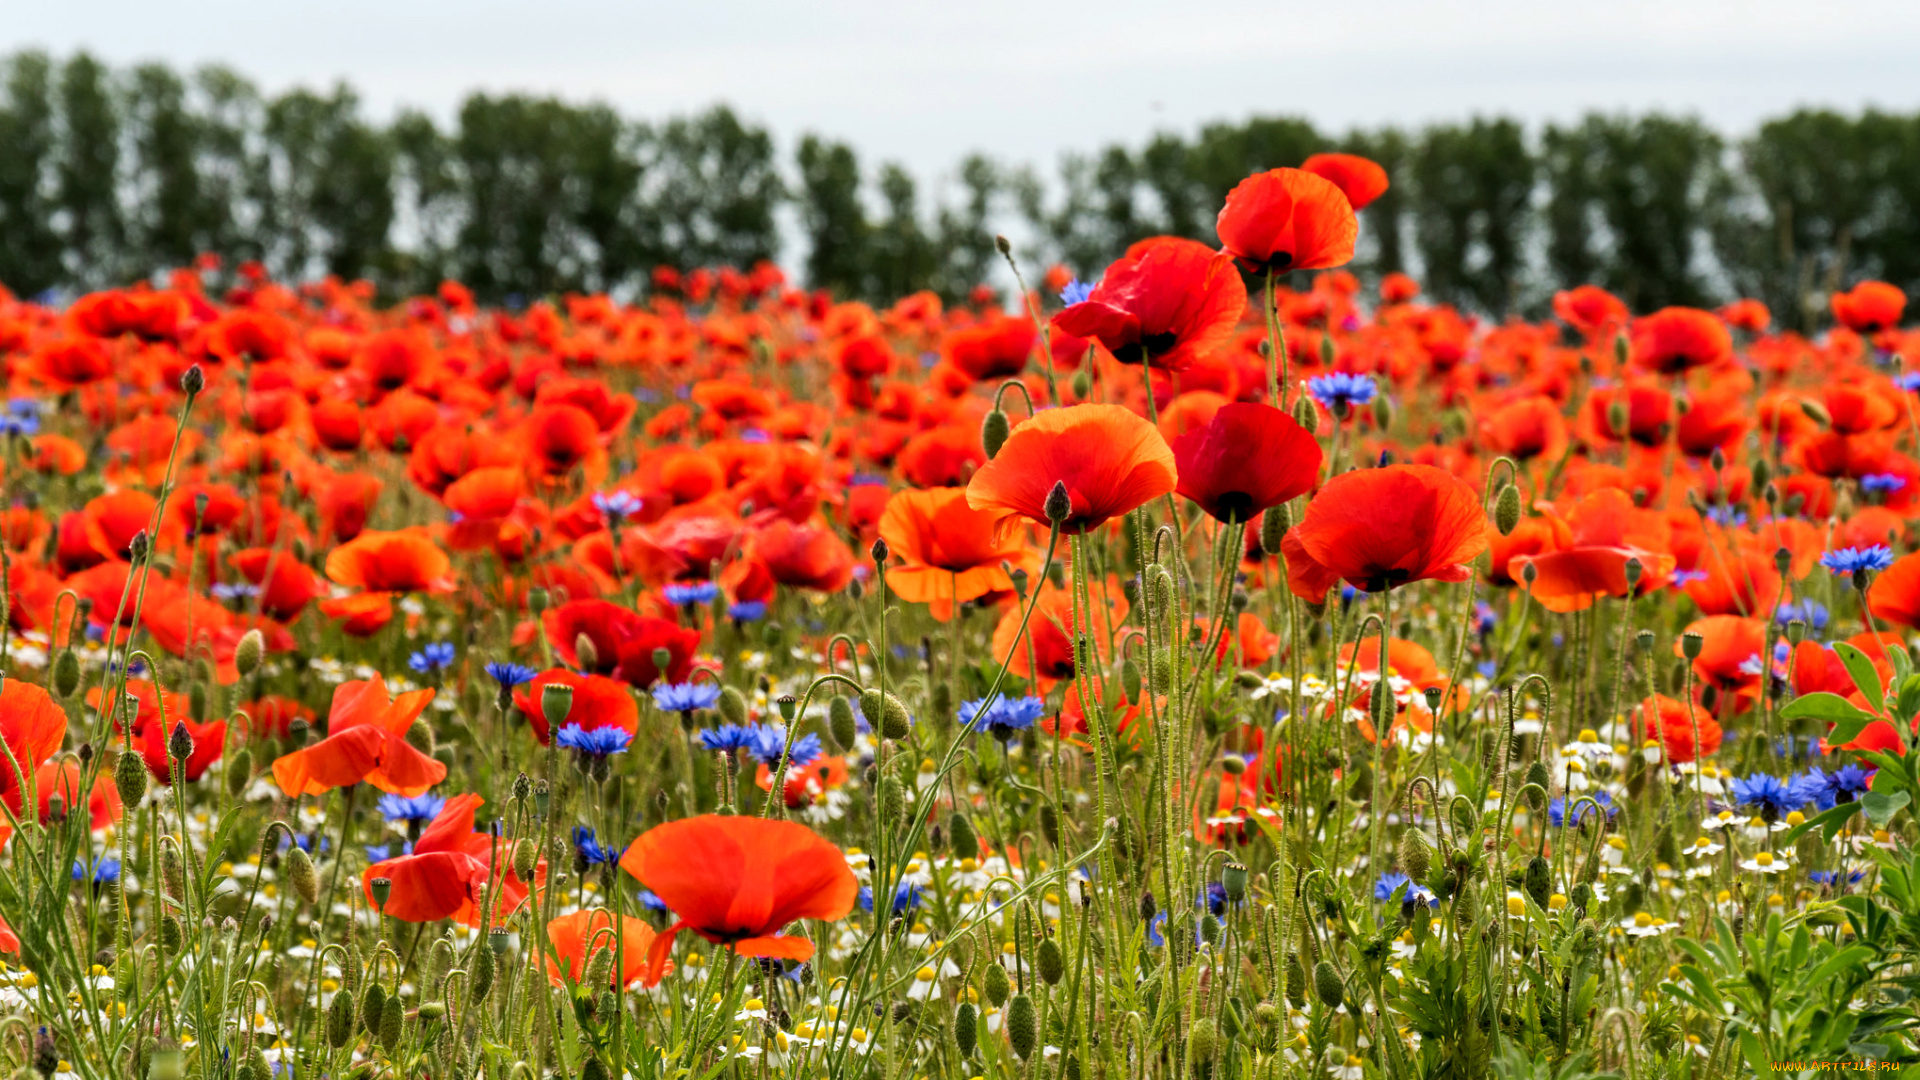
[10, 0, 1918, 181]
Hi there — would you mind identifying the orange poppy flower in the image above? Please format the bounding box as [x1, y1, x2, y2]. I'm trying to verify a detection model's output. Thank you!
[1479, 395, 1569, 463]
[1868, 551, 1920, 631]
[1298, 153, 1389, 211]
[363, 793, 536, 926]
[619, 815, 858, 982]
[879, 488, 1035, 620]
[1831, 281, 1905, 334]
[1630, 307, 1732, 374]
[1051, 238, 1246, 372]
[966, 404, 1176, 536]
[511, 669, 639, 747]
[1508, 488, 1677, 613]
[742, 519, 855, 593]
[898, 426, 987, 489]
[943, 315, 1036, 382]
[1629, 694, 1721, 763]
[325, 528, 455, 593]
[1217, 168, 1360, 273]
[1287, 464, 1490, 599]
[989, 578, 1128, 691]
[546, 910, 666, 988]
[525, 403, 607, 483]
[0, 680, 68, 816]
[230, 547, 329, 621]
[1552, 285, 1628, 339]
[1675, 615, 1765, 706]
[1170, 402, 1321, 524]
[542, 599, 699, 687]
[271, 675, 447, 797]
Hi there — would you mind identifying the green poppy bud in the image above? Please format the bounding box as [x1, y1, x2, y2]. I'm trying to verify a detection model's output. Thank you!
[1007, 993, 1037, 1060]
[234, 628, 264, 679]
[981, 409, 1011, 459]
[224, 748, 252, 800]
[360, 981, 386, 1035]
[1260, 504, 1289, 557]
[1188, 1017, 1219, 1062]
[828, 696, 857, 751]
[287, 844, 319, 906]
[327, 980, 356, 1047]
[984, 961, 1010, 1007]
[954, 1001, 978, 1057]
[1494, 482, 1521, 536]
[51, 649, 80, 699]
[1044, 481, 1073, 526]
[1036, 936, 1064, 986]
[1399, 827, 1432, 882]
[115, 750, 148, 808]
[1293, 394, 1318, 435]
[379, 992, 404, 1050]
[718, 686, 748, 727]
[1313, 959, 1344, 1009]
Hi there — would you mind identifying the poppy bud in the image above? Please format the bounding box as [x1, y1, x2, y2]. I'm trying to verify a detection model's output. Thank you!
[1036, 936, 1064, 985]
[869, 537, 889, 564]
[224, 748, 252, 799]
[1520, 559, 1537, 584]
[51, 648, 79, 699]
[1606, 398, 1629, 438]
[1148, 565, 1174, 618]
[468, 939, 496, 1003]
[1484, 483, 1519, 538]
[1523, 854, 1551, 909]
[1188, 1017, 1219, 1062]
[1313, 959, 1344, 1009]
[512, 771, 532, 803]
[994, 234, 1012, 256]
[1368, 679, 1392, 730]
[287, 717, 310, 746]
[984, 960, 1010, 1006]
[188, 682, 208, 722]
[114, 749, 148, 807]
[953, 1001, 978, 1057]
[981, 409, 1010, 459]
[584, 943, 615, 990]
[1292, 394, 1318, 435]
[327, 981, 356, 1047]
[168, 722, 194, 765]
[179, 364, 205, 396]
[1221, 754, 1245, 774]
[718, 686, 748, 727]
[541, 683, 575, 731]
[1681, 631, 1703, 660]
[526, 587, 550, 615]
[1800, 399, 1831, 428]
[379, 992, 404, 1050]
[1522, 761, 1551, 807]
[572, 634, 598, 672]
[235, 628, 264, 679]
[360, 981, 388, 1035]
[129, 530, 151, 564]
[1371, 393, 1392, 431]
[417, 1001, 445, 1024]
[1260, 504, 1289, 556]
[513, 838, 537, 882]
[405, 718, 434, 754]
[1038, 802, 1059, 846]
[1399, 827, 1432, 881]
[1120, 657, 1142, 699]
[1070, 370, 1091, 399]
[948, 811, 977, 859]
[1006, 993, 1037, 1060]
[860, 688, 912, 740]
[287, 844, 318, 906]
[879, 774, 904, 826]
[828, 696, 857, 751]
[1043, 481, 1072, 526]
[159, 913, 184, 954]
[1285, 952, 1307, 1006]
[1223, 861, 1249, 901]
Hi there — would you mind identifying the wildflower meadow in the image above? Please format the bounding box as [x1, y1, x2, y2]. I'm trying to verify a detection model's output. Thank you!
[0, 145, 1916, 1080]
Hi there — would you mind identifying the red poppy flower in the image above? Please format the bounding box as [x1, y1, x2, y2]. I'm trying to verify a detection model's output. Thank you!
[1051, 239, 1246, 371]
[966, 404, 1176, 536]
[1508, 488, 1677, 613]
[1630, 308, 1732, 374]
[272, 675, 447, 797]
[1552, 285, 1629, 339]
[879, 488, 1036, 620]
[1630, 693, 1722, 763]
[130, 712, 228, 784]
[1832, 281, 1906, 333]
[619, 815, 858, 983]
[1170, 402, 1321, 524]
[35, 760, 123, 831]
[230, 547, 330, 621]
[989, 578, 1128, 691]
[546, 910, 666, 988]
[742, 519, 856, 593]
[1675, 615, 1765, 704]
[1868, 551, 1920, 631]
[1479, 395, 1569, 463]
[511, 669, 639, 747]
[943, 315, 1036, 382]
[543, 599, 699, 687]
[1217, 167, 1360, 276]
[525, 403, 607, 482]
[325, 529, 455, 593]
[1287, 464, 1491, 598]
[0, 680, 67, 816]
[363, 794, 536, 926]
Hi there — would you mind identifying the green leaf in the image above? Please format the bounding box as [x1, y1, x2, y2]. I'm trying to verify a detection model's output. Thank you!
[1899, 674, 1920, 723]
[1779, 801, 1861, 845]
[1864, 790, 1909, 827]
[1834, 642, 1886, 713]
[1780, 691, 1874, 725]
[1739, 1030, 1772, 1078]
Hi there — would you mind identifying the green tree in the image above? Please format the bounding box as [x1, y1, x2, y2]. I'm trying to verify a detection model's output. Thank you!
[795, 135, 869, 298]
[56, 52, 124, 289]
[1411, 118, 1535, 313]
[650, 106, 782, 270]
[868, 163, 937, 302]
[261, 86, 396, 283]
[933, 153, 1001, 302]
[0, 51, 61, 295]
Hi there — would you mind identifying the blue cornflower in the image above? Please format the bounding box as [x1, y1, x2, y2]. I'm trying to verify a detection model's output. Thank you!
[0, 399, 40, 438]
[1473, 601, 1497, 635]
[573, 826, 618, 866]
[1373, 871, 1438, 908]
[378, 793, 446, 823]
[741, 429, 770, 444]
[1306, 372, 1377, 414]
[1548, 790, 1617, 828]
[1145, 910, 1168, 948]
[1200, 881, 1230, 918]
[697, 724, 759, 755]
[1727, 772, 1807, 821]
[1828, 763, 1872, 802]
[72, 856, 121, 884]
[592, 490, 642, 522]
[1790, 769, 1838, 812]
[1820, 545, 1895, 575]
[663, 582, 719, 607]
[728, 601, 768, 622]
[1897, 372, 1920, 393]
[751, 727, 822, 770]
[959, 695, 1046, 739]
[1060, 279, 1097, 307]
[635, 889, 670, 913]
[408, 641, 456, 673]
[485, 661, 538, 689]
[1861, 473, 1908, 495]
[1809, 869, 1868, 888]
[857, 882, 924, 914]
[209, 582, 260, 602]
[850, 472, 890, 487]
[364, 843, 397, 861]
[1704, 504, 1747, 527]
[557, 723, 632, 757]
[653, 681, 721, 714]
[1775, 600, 1829, 635]
[1671, 567, 1709, 585]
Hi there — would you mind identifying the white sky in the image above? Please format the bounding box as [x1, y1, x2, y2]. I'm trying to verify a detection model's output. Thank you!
[9, 0, 1919, 184]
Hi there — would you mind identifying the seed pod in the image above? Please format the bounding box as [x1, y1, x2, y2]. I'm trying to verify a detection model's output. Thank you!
[327, 981, 357, 1047]
[1292, 394, 1318, 435]
[224, 748, 252, 800]
[287, 844, 319, 906]
[1681, 631, 1703, 660]
[1007, 993, 1037, 1060]
[378, 992, 404, 1050]
[984, 960, 1011, 1007]
[1494, 483, 1521, 536]
[1223, 861, 1248, 902]
[981, 409, 1011, 459]
[954, 1000, 978, 1057]
[468, 939, 496, 1003]
[1399, 828, 1432, 882]
[1285, 952, 1307, 1006]
[115, 751, 148, 807]
[51, 649, 80, 699]
[235, 628, 264, 679]
[1312, 960, 1343, 1009]
[1036, 936, 1064, 985]
[361, 982, 386, 1034]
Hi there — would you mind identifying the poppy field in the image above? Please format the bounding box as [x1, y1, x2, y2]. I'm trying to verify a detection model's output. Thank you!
[3, 148, 1920, 1080]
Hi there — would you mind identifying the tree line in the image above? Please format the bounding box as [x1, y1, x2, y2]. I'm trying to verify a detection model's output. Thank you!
[1, 50, 1916, 329]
